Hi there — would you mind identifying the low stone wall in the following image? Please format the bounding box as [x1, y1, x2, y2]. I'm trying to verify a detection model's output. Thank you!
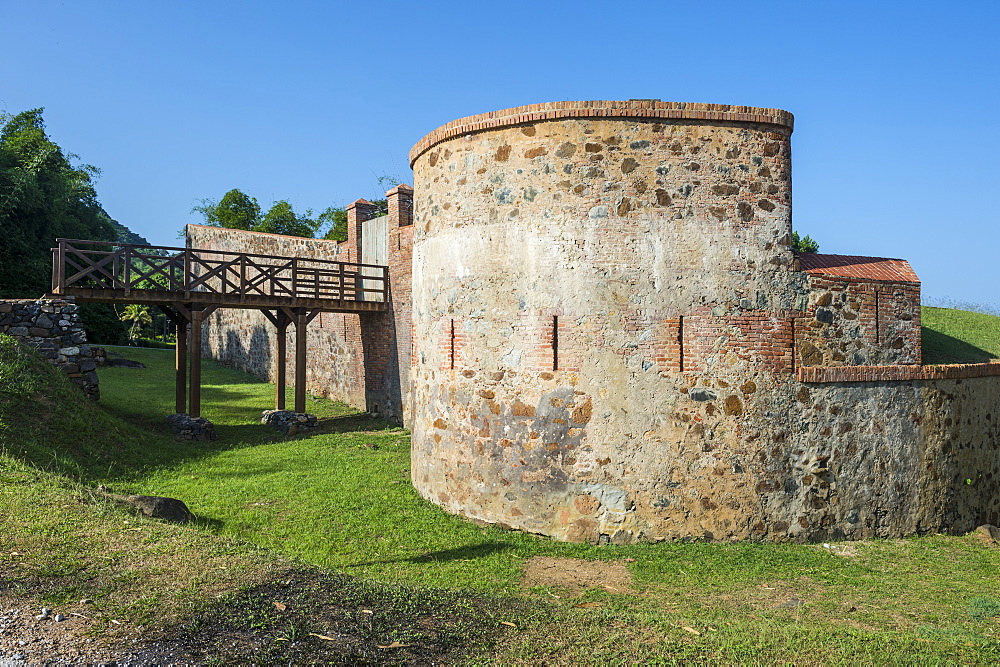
[798, 274, 922, 367]
[0, 298, 103, 399]
[799, 361, 1000, 382]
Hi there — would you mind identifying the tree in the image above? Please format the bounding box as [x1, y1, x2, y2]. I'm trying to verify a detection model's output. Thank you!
[193, 174, 401, 241]
[320, 175, 399, 242]
[0, 108, 116, 296]
[320, 206, 348, 242]
[192, 190, 325, 238]
[257, 200, 321, 237]
[0, 109, 134, 343]
[791, 231, 820, 254]
[192, 188, 261, 230]
[119, 304, 152, 342]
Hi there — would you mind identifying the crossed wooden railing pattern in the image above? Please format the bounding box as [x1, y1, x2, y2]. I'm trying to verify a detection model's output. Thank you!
[51, 238, 387, 304]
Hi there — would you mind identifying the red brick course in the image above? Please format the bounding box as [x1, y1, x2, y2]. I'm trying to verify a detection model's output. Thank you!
[798, 361, 1000, 383]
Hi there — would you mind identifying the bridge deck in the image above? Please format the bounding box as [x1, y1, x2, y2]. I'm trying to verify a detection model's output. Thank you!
[50, 238, 388, 312]
[55, 286, 387, 312]
[50, 238, 390, 417]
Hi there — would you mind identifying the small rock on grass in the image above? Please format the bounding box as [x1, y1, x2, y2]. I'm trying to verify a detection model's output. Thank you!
[976, 524, 1000, 544]
[776, 597, 803, 609]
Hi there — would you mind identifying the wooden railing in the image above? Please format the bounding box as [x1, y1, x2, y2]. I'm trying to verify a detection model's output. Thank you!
[51, 239, 388, 304]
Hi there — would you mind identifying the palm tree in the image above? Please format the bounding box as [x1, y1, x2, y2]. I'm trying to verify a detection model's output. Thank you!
[119, 304, 152, 344]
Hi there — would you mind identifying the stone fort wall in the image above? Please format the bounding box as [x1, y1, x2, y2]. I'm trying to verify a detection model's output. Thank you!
[0, 298, 104, 399]
[405, 100, 1000, 543]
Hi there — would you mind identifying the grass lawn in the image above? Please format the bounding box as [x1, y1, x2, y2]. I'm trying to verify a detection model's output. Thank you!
[922, 306, 1000, 364]
[3, 331, 1000, 662]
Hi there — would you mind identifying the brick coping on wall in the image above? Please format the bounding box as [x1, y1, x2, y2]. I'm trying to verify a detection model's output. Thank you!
[798, 361, 1000, 383]
[409, 100, 795, 166]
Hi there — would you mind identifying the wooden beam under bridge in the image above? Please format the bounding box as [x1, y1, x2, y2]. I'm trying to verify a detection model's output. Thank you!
[158, 303, 217, 418]
[263, 307, 321, 413]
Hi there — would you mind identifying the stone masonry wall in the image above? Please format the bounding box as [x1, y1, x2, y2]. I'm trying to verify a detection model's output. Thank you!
[798, 275, 921, 368]
[406, 100, 999, 544]
[186, 225, 368, 411]
[182, 99, 995, 544]
[0, 298, 104, 399]
[408, 102, 803, 543]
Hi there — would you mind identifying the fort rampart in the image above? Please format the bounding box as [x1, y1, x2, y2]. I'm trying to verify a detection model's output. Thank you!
[405, 100, 1000, 543]
[188, 184, 414, 423]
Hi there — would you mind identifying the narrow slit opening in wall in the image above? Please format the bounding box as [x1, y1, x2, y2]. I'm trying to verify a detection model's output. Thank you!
[552, 316, 559, 371]
[677, 315, 684, 372]
[450, 318, 455, 370]
[874, 291, 880, 344]
[789, 316, 795, 372]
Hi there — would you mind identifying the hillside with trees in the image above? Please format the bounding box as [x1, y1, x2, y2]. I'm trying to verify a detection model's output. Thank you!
[0, 109, 151, 342]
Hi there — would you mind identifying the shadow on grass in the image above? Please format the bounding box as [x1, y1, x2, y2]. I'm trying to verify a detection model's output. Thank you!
[192, 515, 225, 532]
[317, 413, 399, 434]
[129, 565, 530, 664]
[922, 327, 996, 364]
[347, 542, 514, 568]
[1, 338, 402, 487]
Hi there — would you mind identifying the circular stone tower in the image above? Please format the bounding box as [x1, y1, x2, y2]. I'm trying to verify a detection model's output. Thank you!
[408, 100, 802, 543]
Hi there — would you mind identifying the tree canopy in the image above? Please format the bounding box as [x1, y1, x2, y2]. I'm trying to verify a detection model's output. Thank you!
[320, 175, 399, 242]
[258, 199, 321, 237]
[0, 108, 117, 298]
[791, 231, 820, 254]
[193, 189, 329, 238]
[192, 188, 262, 231]
[0, 108, 136, 342]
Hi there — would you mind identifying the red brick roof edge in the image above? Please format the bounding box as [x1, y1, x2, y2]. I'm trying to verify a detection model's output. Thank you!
[797, 253, 919, 284]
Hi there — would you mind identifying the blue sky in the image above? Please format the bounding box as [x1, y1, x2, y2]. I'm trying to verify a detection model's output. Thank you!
[2, 0, 998, 307]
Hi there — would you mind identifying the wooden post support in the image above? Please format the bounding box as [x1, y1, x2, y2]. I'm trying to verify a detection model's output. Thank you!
[294, 307, 308, 413]
[261, 309, 291, 411]
[175, 317, 188, 414]
[189, 307, 203, 418]
[157, 304, 190, 415]
[276, 312, 289, 410]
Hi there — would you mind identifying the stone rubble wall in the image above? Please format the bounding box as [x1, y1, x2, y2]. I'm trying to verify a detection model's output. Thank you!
[798, 274, 921, 367]
[0, 298, 103, 399]
[181, 99, 996, 544]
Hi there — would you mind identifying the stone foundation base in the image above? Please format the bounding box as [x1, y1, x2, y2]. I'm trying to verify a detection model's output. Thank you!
[165, 414, 217, 441]
[261, 410, 318, 435]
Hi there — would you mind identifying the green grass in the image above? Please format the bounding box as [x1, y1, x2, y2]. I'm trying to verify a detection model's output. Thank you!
[922, 306, 1000, 364]
[3, 332, 1000, 663]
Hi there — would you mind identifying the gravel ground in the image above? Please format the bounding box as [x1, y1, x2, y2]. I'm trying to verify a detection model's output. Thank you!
[0, 594, 206, 666]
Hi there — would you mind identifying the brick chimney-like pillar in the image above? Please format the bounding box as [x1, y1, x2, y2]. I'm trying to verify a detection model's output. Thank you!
[343, 198, 378, 264]
[385, 184, 414, 425]
[386, 184, 414, 229]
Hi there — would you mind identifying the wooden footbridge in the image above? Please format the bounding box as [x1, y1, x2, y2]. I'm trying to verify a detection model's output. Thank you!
[51, 238, 388, 418]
